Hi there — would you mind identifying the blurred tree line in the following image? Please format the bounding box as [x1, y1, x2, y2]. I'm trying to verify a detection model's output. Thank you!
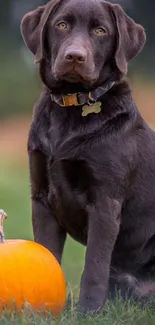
[0, 0, 154, 119]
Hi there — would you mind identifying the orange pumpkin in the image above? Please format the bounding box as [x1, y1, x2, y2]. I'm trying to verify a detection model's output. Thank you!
[0, 210, 66, 315]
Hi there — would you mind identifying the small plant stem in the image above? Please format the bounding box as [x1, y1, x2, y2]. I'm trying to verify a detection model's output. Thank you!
[0, 209, 7, 243]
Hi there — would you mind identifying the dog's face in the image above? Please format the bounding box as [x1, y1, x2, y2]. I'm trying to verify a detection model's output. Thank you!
[21, 0, 146, 91]
[48, 0, 116, 85]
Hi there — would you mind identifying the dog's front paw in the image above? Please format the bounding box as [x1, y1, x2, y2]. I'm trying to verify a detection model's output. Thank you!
[77, 301, 102, 316]
[78, 289, 107, 315]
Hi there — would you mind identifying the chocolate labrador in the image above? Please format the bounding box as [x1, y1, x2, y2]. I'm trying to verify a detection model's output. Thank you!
[21, 0, 155, 314]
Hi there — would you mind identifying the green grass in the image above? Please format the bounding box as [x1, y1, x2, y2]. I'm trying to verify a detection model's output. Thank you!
[0, 300, 155, 325]
[0, 162, 155, 324]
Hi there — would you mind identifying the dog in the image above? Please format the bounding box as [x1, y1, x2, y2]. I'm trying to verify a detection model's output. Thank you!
[21, 0, 155, 314]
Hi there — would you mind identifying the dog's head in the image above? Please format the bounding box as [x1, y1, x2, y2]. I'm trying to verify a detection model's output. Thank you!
[21, 0, 146, 91]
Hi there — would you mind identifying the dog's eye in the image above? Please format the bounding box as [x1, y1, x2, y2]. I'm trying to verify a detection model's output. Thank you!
[57, 22, 68, 30]
[95, 27, 106, 35]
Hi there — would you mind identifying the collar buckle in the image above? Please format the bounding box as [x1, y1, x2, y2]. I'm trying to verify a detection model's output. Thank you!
[62, 93, 81, 107]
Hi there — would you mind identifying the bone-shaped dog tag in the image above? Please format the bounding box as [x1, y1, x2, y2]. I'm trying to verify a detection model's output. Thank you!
[82, 102, 101, 116]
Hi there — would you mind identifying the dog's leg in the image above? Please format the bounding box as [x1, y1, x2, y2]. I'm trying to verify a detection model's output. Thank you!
[109, 272, 139, 300]
[109, 272, 155, 306]
[29, 150, 66, 264]
[32, 199, 66, 264]
[78, 198, 121, 314]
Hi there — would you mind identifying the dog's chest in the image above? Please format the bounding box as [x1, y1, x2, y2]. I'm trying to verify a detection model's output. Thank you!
[47, 114, 96, 200]
[47, 110, 82, 159]
[47, 158, 92, 244]
[48, 118, 66, 157]
[48, 157, 94, 205]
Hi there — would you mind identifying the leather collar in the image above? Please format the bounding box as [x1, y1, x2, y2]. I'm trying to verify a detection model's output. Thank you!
[50, 81, 115, 107]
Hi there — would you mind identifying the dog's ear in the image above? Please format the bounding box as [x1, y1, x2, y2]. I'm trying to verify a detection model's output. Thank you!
[109, 3, 146, 74]
[20, 0, 63, 63]
[21, 6, 45, 63]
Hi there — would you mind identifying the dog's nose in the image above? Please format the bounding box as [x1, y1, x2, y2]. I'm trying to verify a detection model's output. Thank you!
[65, 49, 86, 63]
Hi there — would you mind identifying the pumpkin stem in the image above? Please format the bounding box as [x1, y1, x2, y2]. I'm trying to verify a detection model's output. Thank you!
[0, 209, 7, 243]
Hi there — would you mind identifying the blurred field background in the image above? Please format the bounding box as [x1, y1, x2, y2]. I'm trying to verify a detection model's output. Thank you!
[0, 0, 155, 291]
